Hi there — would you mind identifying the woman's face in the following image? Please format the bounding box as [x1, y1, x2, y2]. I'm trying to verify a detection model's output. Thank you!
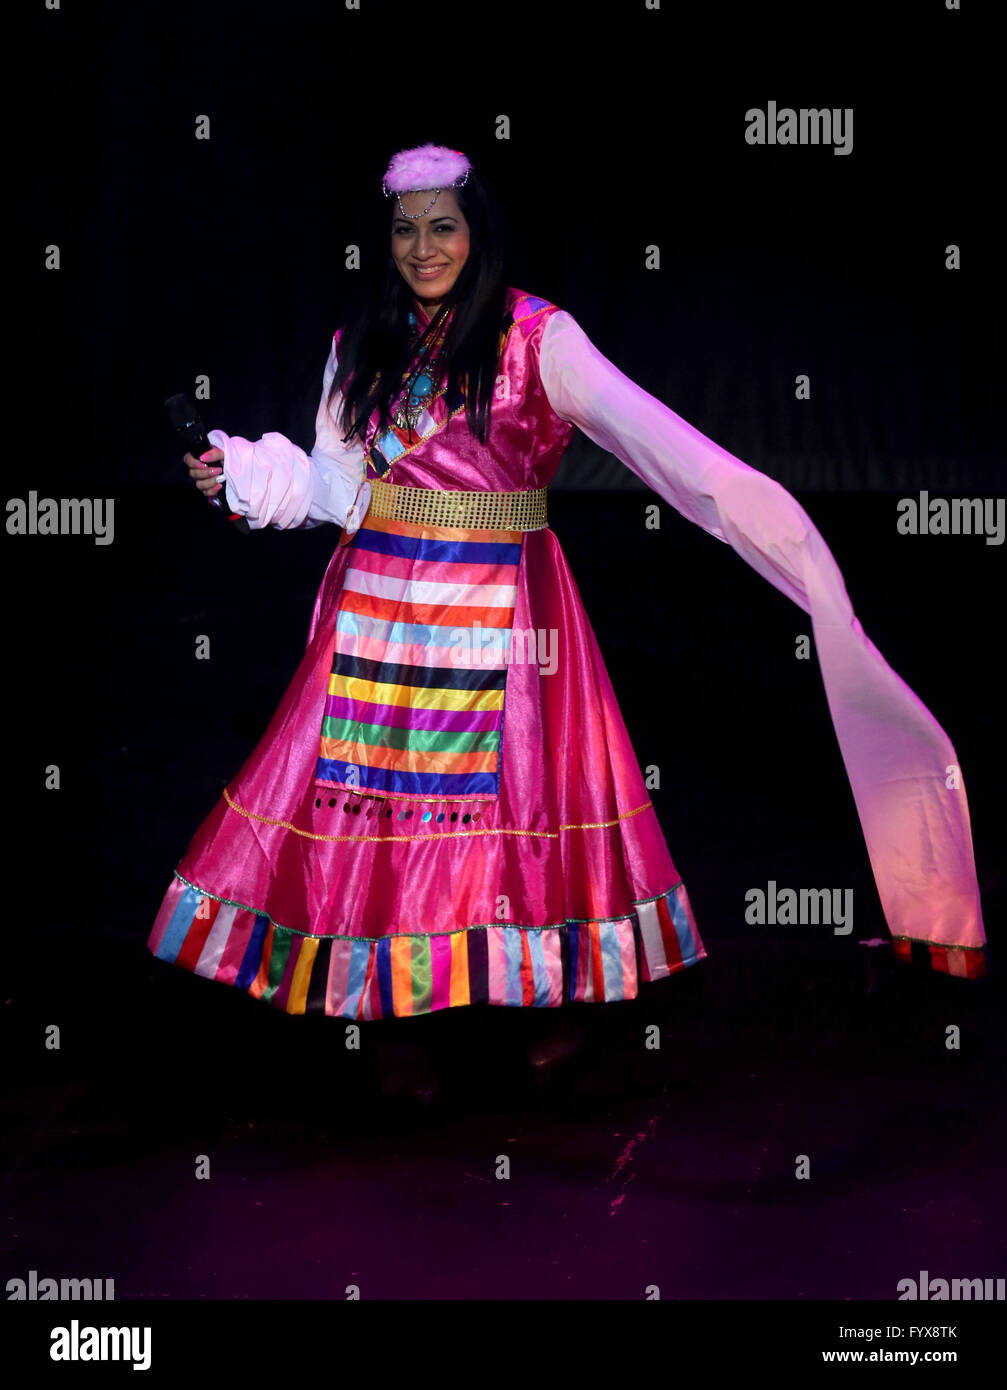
[390, 188, 470, 310]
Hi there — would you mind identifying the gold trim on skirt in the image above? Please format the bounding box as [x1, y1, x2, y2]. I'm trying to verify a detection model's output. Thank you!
[367, 477, 548, 531]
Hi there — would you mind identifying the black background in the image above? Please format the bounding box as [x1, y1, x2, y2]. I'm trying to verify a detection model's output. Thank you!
[4, 0, 1003, 1307]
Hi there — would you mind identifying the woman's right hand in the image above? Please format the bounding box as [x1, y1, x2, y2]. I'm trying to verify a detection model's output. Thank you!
[185, 447, 225, 496]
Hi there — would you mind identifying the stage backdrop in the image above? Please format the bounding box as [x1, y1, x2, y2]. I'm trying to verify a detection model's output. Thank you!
[25, 0, 996, 501]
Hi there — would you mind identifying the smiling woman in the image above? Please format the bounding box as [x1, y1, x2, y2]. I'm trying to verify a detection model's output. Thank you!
[148, 142, 987, 1054]
[390, 186, 471, 314]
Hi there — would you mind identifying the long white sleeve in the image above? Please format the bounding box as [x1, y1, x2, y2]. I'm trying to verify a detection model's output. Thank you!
[207, 336, 370, 533]
[538, 309, 986, 968]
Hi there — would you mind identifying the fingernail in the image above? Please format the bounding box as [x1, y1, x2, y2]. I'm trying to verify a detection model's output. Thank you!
[199, 450, 216, 462]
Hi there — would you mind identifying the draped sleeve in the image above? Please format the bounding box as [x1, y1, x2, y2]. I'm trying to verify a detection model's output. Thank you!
[538, 308, 986, 973]
[207, 331, 371, 534]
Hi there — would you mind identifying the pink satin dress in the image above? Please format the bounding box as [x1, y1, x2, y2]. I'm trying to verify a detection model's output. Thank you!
[148, 288, 705, 1017]
[147, 286, 986, 1019]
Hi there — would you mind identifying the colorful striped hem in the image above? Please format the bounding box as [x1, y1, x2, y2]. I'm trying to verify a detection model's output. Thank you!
[892, 937, 989, 980]
[146, 876, 707, 1019]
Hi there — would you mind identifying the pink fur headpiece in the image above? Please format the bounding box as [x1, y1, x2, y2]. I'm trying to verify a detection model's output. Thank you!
[381, 143, 472, 197]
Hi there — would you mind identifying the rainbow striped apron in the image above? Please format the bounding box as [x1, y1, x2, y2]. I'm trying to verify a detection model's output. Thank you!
[314, 514, 523, 802]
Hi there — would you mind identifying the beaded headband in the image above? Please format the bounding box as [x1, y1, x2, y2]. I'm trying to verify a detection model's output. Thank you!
[381, 142, 472, 219]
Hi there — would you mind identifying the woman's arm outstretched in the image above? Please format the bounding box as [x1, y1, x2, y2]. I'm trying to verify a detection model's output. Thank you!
[537, 308, 985, 967]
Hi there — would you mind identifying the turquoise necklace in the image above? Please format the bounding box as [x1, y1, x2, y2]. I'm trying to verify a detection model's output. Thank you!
[393, 308, 450, 435]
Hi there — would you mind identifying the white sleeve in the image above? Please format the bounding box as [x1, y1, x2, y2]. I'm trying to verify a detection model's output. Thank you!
[537, 309, 986, 964]
[207, 336, 370, 533]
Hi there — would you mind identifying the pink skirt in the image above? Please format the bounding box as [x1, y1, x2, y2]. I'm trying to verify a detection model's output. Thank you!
[147, 523, 707, 1017]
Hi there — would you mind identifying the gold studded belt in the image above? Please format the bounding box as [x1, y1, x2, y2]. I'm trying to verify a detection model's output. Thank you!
[367, 477, 548, 532]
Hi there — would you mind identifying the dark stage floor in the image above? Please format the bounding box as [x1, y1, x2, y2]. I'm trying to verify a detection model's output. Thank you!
[4, 489, 1003, 1300]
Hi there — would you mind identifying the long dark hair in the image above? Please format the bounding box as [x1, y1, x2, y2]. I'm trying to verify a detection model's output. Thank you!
[327, 161, 510, 449]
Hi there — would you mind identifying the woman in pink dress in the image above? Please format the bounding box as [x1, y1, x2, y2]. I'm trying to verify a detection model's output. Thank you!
[149, 143, 986, 1085]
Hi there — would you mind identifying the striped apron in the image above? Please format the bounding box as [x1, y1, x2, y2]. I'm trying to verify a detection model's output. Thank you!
[314, 513, 523, 802]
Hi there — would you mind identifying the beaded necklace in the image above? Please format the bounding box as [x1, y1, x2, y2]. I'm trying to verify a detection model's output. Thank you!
[392, 305, 452, 437]
[361, 304, 464, 479]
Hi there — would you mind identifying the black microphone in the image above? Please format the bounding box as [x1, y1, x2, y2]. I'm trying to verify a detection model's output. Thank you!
[164, 393, 251, 534]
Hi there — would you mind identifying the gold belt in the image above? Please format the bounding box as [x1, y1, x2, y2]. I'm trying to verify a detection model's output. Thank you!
[366, 477, 548, 532]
